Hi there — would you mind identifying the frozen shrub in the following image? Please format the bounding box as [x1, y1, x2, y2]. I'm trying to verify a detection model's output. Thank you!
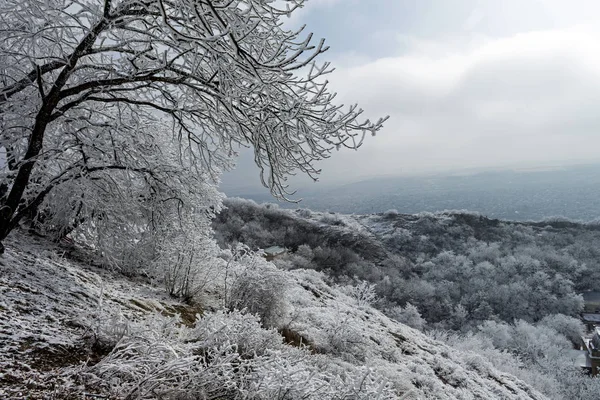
[388, 303, 426, 331]
[340, 280, 378, 306]
[86, 313, 245, 399]
[226, 257, 289, 328]
[262, 202, 279, 210]
[296, 208, 312, 218]
[538, 314, 584, 345]
[323, 310, 367, 361]
[289, 253, 314, 270]
[90, 311, 187, 355]
[248, 358, 397, 400]
[153, 221, 223, 301]
[384, 228, 413, 250]
[84, 308, 397, 400]
[320, 213, 346, 226]
[90, 312, 133, 351]
[191, 310, 284, 358]
[383, 209, 399, 219]
[296, 244, 314, 260]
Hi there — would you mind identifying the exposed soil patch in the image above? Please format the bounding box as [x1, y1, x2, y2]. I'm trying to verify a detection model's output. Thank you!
[162, 303, 204, 327]
[278, 327, 320, 354]
[30, 343, 108, 371]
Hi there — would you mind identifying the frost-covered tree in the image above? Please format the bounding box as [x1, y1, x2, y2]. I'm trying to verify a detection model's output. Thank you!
[33, 115, 224, 274]
[388, 302, 426, 330]
[0, 0, 387, 251]
[342, 279, 377, 307]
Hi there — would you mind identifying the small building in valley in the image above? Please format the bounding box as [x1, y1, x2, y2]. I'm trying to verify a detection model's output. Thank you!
[580, 327, 600, 376]
[568, 349, 592, 373]
[581, 313, 600, 332]
[263, 246, 287, 261]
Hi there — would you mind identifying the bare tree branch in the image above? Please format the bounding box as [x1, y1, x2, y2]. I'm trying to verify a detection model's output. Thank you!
[0, 0, 388, 245]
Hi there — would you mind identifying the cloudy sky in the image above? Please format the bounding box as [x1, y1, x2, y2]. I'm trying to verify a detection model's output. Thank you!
[222, 0, 600, 193]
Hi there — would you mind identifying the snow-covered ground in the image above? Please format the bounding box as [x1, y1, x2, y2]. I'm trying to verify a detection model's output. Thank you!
[0, 232, 190, 398]
[0, 231, 545, 399]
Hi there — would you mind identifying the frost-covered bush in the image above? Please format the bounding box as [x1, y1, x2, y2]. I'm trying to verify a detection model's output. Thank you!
[384, 228, 413, 250]
[383, 209, 399, 219]
[273, 245, 314, 271]
[477, 319, 570, 364]
[320, 213, 346, 226]
[538, 314, 584, 345]
[322, 309, 367, 361]
[190, 310, 285, 358]
[226, 254, 289, 328]
[296, 208, 313, 218]
[153, 222, 223, 301]
[387, 303, 426, 331]
[90, 311, 135, 352]
[339, 280, 378, 307]
[87, 312, 251, 399]
[296, 244, 314, 260]
[247, 359, 397, 400]
[84, 308, 397, 399]
[90, 310, 188, 350]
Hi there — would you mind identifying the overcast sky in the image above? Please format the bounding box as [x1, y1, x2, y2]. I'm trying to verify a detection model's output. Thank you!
[222, 0, 600, 193]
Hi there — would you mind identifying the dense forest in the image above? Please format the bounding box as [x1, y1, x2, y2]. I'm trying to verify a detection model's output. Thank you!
[214, 198, 600, 328]
[213, 198, 600, 399]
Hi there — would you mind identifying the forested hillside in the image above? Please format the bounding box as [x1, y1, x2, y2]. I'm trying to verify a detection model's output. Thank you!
[1, 0, 598, 398]
[214, 199, 600, 327]
[1, 230, 548, 399]
[213, 198, 600, 399]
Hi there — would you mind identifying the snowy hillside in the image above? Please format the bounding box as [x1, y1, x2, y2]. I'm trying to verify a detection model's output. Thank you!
[212, 198, 600, 399]
[0, 231, 545, 399]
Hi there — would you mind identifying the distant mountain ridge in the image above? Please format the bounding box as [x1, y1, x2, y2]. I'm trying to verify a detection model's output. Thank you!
[225, 163, 600, 221]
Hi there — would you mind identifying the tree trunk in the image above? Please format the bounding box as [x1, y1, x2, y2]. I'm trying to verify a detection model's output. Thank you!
[0, 110, 51, 244]
[0, 16, 107, 248]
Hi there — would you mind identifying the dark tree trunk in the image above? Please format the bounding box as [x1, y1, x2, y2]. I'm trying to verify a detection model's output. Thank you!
[0, 111, 51, 242]
[0, 15, 109, 249]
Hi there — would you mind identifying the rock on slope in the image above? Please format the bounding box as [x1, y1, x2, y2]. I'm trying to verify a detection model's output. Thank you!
[0, 231, 545, 399]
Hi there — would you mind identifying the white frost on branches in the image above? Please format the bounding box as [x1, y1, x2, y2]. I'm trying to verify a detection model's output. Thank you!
[0, 0, 388, 247]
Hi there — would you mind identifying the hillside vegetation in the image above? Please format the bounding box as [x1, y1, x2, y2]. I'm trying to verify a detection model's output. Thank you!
[213, 198, 600, 399]
[2, 198, 599, 399]
[0, 231, 546, 399]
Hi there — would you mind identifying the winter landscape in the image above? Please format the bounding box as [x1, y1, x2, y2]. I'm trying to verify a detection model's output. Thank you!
[2, 0, 600, 399]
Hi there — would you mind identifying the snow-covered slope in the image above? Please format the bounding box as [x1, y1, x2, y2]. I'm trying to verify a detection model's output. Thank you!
[0, 233, 192, 398]
[283, 269, 545, 399]
[0, 232, 545, 399]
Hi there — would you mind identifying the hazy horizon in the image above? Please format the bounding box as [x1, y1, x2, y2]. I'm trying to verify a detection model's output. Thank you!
[222, 162, 600, 222]
[221, 155, 600, 197]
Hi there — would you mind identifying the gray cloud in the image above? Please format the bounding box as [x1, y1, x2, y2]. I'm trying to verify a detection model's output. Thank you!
[317, 26, 600, 180]
[223, 1, 600, 192]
